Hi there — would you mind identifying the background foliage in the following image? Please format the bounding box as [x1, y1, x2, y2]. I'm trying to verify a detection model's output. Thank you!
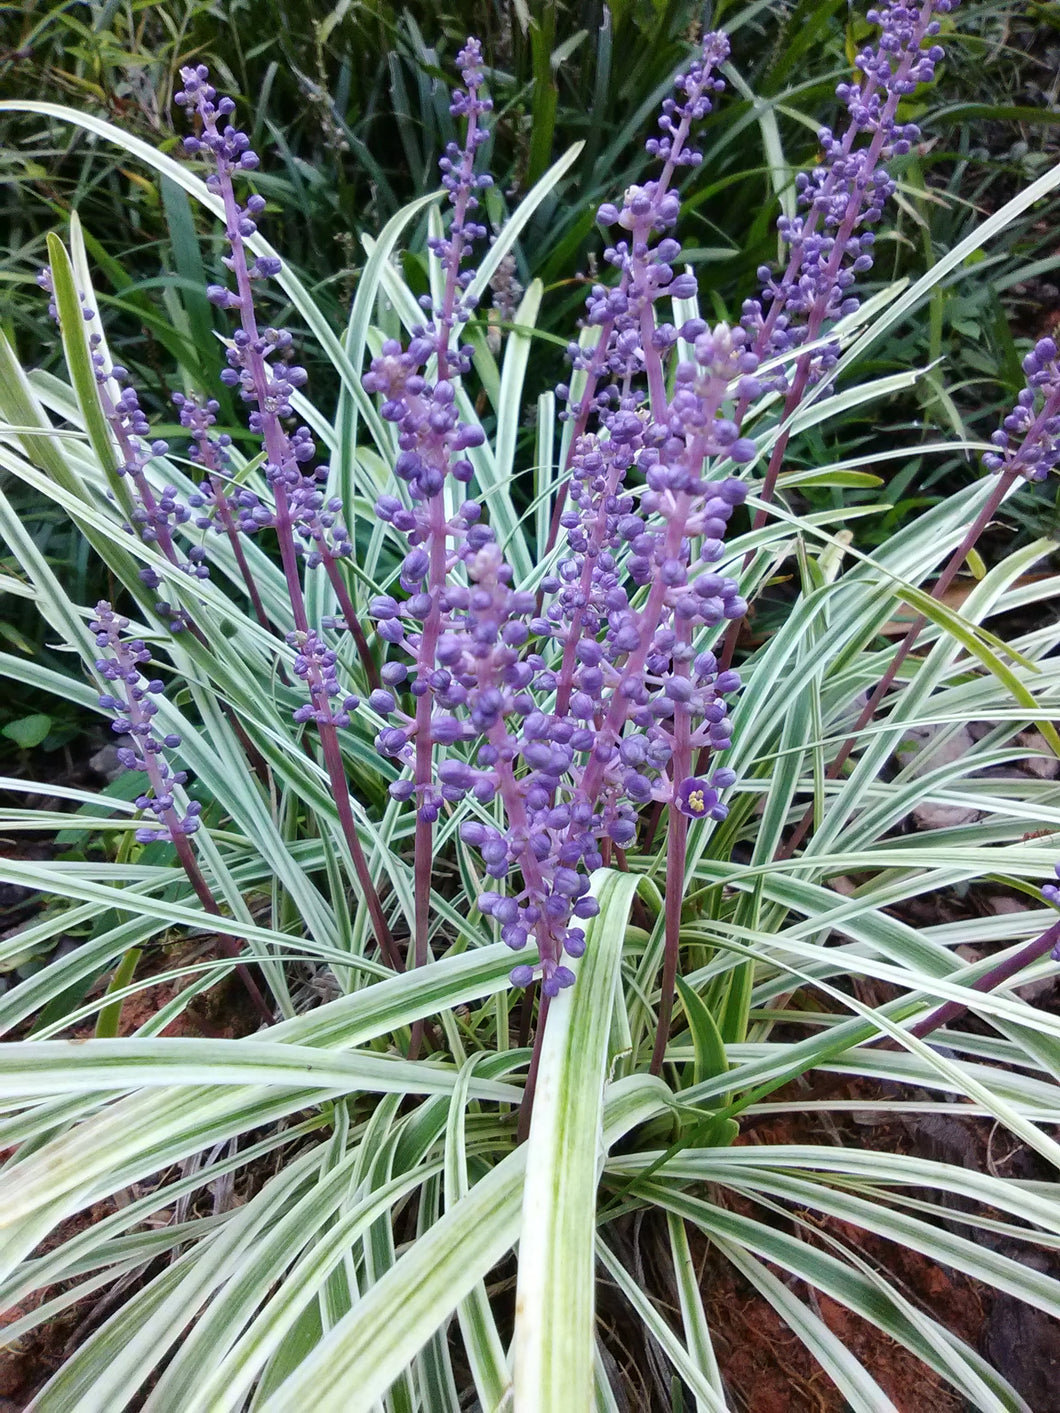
[2, 2, 1060, 1410]
[3, 0, 1060, 764]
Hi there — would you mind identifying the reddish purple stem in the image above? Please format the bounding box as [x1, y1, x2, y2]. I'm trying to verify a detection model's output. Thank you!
[779, 467, 1019, 860]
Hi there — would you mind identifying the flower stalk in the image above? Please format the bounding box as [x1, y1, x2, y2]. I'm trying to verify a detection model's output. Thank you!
[91, 603, 272, 1022]
[781, 336, 1060, 858]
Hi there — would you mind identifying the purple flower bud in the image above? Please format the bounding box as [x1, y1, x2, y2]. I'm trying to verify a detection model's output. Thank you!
[553, 867, 583, 897]
[402, 548, 430, 584]
[564, 930, 587, 957]
[378, 619, 405, 644]
[542, 965, 576, 997]
[665, 678, 693, 703]
[430, 715, 465, 744]
[438, 759, 474, 790]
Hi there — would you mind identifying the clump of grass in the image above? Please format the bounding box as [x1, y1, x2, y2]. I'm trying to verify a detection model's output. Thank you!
[1, 6, 1060, 1408]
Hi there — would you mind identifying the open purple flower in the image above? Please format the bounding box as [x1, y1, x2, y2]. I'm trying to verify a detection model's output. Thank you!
[674, 777, 718, 820]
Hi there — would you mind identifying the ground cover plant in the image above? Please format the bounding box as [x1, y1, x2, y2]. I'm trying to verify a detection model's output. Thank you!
[2, 2, 1060, 1408]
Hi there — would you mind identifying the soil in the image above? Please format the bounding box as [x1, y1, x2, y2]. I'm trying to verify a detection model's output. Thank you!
[66, 938, 267, 1042]
[9, 1051, 1044, 1413]
[702, 1244, 976, 1413]
[702, 1111, 985, 1413]
[3, 899, 1060, 1410]
[697, 1065, 1060, 1413]
[0, 1200, 120, 1409]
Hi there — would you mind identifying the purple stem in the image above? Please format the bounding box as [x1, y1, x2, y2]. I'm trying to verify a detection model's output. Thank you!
[543, 348, 611, 561]
[97, 383, 183, 567]
[896, 919, 1060, 1044]
[322, 558, 380, 692]
[406, 95, 483, 1027]
[122, 688, 272, 1022]
[205, 158, 398, 930]
[517, 991, 551, 1145]
[207, 473, 272, 633]
[652, 617, 693, 1074]
[217, 217, 309, 634]
[485, 655, 557, 1105]
[554, 193, 674, 713]
[652, 814, 688, 1076]
[553, 411, 629, 717]
[778, 466, 1019, 860]
[168, 829, 272, 1024]
[314, 714, 403, 972]
[411, 491, 450, 987]
[437, 100, 482, 379]
[188, 105, 312, 637]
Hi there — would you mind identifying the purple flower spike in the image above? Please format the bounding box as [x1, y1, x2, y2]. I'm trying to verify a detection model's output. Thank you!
[90, 602, 198, 842]
[177, 63, 376, 681]
[362, 41, 500, 979]
[983, 339, 1060, 484]
[177, 64, 382, 690]
[562, 32, 730, 412]
[365, 37, 750, 998]
[33, 306, 207, 629]
[288, 630, 359, 729]
[742, 0, 961, 389]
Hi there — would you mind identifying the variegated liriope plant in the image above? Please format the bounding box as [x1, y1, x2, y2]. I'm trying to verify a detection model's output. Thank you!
[2, 4, 1060, 1409]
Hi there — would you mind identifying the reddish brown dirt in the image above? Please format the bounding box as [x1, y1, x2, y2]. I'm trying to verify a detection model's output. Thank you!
[88, 943, 264, 1040]
[685, 1082, 1047, 1413]
[693, 1179, 985, 1413]
[5, 962, 1057, 1408]
[701, 1251, 973, 1413]
[0, 1197, 121, 1407]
